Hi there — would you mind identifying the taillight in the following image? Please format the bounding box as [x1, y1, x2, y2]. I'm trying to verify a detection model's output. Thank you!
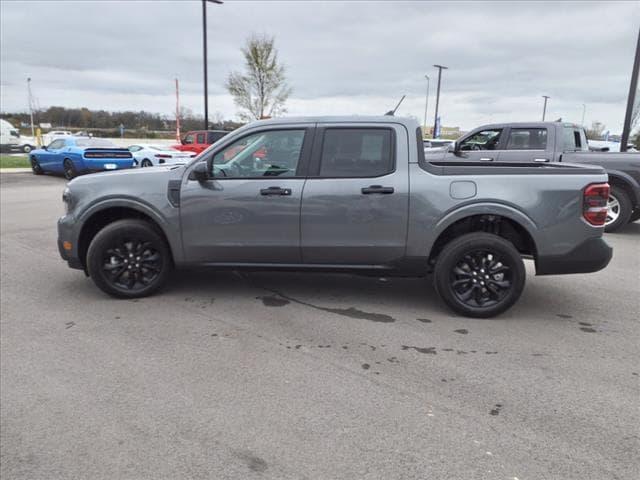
[583, 183, 609, 226]
[155, 154, 172, 159]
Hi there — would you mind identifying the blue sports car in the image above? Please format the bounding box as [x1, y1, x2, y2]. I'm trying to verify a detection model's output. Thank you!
[30, 137, 135, 179]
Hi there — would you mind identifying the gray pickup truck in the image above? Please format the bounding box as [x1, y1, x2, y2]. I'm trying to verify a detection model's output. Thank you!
[58, 116, 612, 317]
[425, 121, 640, 231]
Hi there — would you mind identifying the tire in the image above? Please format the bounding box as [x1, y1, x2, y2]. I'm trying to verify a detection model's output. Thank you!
[23, 144, 32, 154]
[433, 232, 526, 318]
[140, 158, 153, 168]
[30, 156, 43, 175]
[630, 209, 640, 223]
[86, 219, 172, 298]
[604, 186, 632, 233]
[63, 158, 77, 180]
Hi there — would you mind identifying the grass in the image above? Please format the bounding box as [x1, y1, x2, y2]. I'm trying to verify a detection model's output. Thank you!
[0, 155, 30, 168]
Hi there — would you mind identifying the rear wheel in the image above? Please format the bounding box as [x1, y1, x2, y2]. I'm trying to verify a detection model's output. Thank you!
[63, 158, 77, 180]
[86, 219, 172, 298]
[30, 156, 43, 175]
[140, 158, 153, 168]
[604, 186, 632, 232]
[434, 233, 525, 318]
[23, 144, 32, 154]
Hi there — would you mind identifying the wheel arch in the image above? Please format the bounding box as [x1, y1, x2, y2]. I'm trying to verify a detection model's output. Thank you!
[77, 202, 177, 270]
[427, 205, 539, 266]
[607, 172, 639, 208]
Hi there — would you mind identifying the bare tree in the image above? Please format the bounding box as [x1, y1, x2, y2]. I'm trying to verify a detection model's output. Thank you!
[226, 35, 292, 121]
[585, 121, 606, 140]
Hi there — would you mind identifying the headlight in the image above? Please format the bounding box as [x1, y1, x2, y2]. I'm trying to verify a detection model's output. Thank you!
[62, 187, 75, 214]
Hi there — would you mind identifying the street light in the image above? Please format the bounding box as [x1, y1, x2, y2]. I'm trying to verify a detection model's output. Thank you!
[541, 95, 550, 121]
[423, 75, 430, 135]
[581, 103, 586, 127]
[432, 64, 448, 138]
[202, 0, 223, 130]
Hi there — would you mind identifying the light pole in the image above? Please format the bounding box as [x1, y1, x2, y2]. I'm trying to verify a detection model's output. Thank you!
[541, 95, 550, 121]
[620, 27, 640, 152]
[423, 75, 430, 136]
[581, 103, 586, 127]
[202, 0, 223, 130]
[432, 64, 448, 138]
[27, 77, 35, 138]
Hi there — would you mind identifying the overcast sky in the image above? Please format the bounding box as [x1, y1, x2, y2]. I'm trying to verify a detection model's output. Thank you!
[1, 0, 638, 132]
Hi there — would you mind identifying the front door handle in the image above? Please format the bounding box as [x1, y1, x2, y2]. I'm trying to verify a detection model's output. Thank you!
[361, 185, 394, 194]
[260, 186, 291, 196]
[480, 157, 494, 161]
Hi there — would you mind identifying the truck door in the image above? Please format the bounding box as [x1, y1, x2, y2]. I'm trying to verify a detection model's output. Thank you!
[179, 125, 313, 263]
[500, 126, 552, 162]
[300, 124, 409, 265]
[451, 127, 506, 162]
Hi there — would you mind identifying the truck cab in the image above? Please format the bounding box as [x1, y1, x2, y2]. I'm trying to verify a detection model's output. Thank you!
[172, 130, 229, 155]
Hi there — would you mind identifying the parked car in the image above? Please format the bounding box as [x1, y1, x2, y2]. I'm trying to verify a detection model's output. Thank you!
[423, 138, 454, 150]
[17, 136, 38, 154]
[427, 122, 640, 232]
[171, 130, 229, 155]
[128, 144, 195, 167]
[0, 119, 21, 152]
[30, 137, 134, 179]
[57, 116, 612, 318]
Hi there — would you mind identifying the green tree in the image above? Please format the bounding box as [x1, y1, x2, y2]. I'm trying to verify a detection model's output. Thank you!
[226, 34, 292, 121]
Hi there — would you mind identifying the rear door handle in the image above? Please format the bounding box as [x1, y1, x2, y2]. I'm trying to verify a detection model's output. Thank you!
[480, 157, 494, 161]
[361, 185, 394, 194]
[260, 186, 291, 196]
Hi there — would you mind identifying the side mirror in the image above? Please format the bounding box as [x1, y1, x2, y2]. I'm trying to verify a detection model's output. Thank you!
[189, 161, 210, 182]
[447, 143, 457, 153]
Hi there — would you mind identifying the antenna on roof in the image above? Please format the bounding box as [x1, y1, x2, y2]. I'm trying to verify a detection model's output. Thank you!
[385, 95, 406, 116]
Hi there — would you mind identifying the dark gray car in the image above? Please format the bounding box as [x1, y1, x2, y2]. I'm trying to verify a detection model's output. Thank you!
[58, 117, 612, 317]
[427, 121, 640, 231]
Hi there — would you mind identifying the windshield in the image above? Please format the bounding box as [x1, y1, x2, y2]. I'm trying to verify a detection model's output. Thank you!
[76, 138, 116, 148]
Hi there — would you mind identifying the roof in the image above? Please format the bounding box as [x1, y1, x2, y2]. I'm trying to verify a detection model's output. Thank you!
[244, 115, 420, 128]
[473, 121, 582, 130]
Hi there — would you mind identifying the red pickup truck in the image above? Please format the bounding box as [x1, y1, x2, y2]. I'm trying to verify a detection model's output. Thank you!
[172, 130, 229, 155]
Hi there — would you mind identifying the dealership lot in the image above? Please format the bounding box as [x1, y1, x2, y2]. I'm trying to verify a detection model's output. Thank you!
[1, 173, 639, 479]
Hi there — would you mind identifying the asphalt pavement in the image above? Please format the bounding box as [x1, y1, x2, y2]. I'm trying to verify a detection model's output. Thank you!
[1, 172, 639, 480]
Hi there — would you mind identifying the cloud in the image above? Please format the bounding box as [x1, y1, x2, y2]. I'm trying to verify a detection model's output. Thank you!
[1, 0, 638, 132]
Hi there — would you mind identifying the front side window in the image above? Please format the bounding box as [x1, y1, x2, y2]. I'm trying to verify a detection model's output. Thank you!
[48, 139, 65, 149]
[506, 128, 548, 150]
[208, 132, 226, 144]
[211, 129, 305, 178]
[319, 128, 393, 177]
[196, 133, 205, 144]
[459, 129, 503, 151]
[183, 134, 194, 145]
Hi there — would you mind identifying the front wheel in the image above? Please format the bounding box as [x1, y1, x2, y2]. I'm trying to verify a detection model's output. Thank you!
[86, 219, 172, 298]
[30, 156, 43, 175]
[604, 186, 632, 232]
[23, 144, 32, 154]
[434, 233, 526, 318]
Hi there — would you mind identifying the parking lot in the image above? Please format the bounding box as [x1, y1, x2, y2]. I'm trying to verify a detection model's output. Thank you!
[1, 172, 638, 479]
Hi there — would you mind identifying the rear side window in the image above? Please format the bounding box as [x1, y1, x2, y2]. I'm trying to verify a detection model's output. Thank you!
[563, 127, 587, 151]
[208, 131, 227, 144]
[506, 128, 548, 150]
[319, 128, 394, 177]
[196, 133, 205, 144]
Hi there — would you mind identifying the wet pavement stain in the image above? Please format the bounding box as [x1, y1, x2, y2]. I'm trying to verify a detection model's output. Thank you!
[235, 451, 268, 473]
[362, 363, 370, 370]
[342, 346, 348, 349]
[65, 321, 75, 329]
[490, 404, 503, 416]
[401, 345, 437, 355]
[456, 350, 468, 355]
[211, 333, 218, 337]
[255, 287, 395, 323]
[258, 295, 290, 307]
[579, 322, 593, 326]
[580, 327, 597, 333]
[556, 313, 573, 319]
[454, 329, 469, 334]
[114, 316, 121, 320]
[442, 348, 454, 352]
[295, 344, 302, 349]
[417, 318, 432, 323]
[387, 357, 399, 363]
[485, 351, 498, 354]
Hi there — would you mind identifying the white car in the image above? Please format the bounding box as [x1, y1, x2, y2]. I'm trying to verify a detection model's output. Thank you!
[128, 144, 195, 167]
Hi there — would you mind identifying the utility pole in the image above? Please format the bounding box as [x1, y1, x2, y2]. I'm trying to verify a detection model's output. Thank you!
[202, 0, 223, 130]
[175, 78, 181, 143]
[423, 75, 430, 136]
[581, 104, 586, 127]
[432, 64, 448, 139]
[542, 95, 550, 121]
[27, 77, 35, 137]
[620, 27, 640, 152]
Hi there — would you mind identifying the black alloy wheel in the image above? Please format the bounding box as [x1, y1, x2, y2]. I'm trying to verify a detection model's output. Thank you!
[30, 156, 43, 175]
[87, 219, 172, 298]
[63, 159, 77, 180]
[434, 232, 525, 318]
